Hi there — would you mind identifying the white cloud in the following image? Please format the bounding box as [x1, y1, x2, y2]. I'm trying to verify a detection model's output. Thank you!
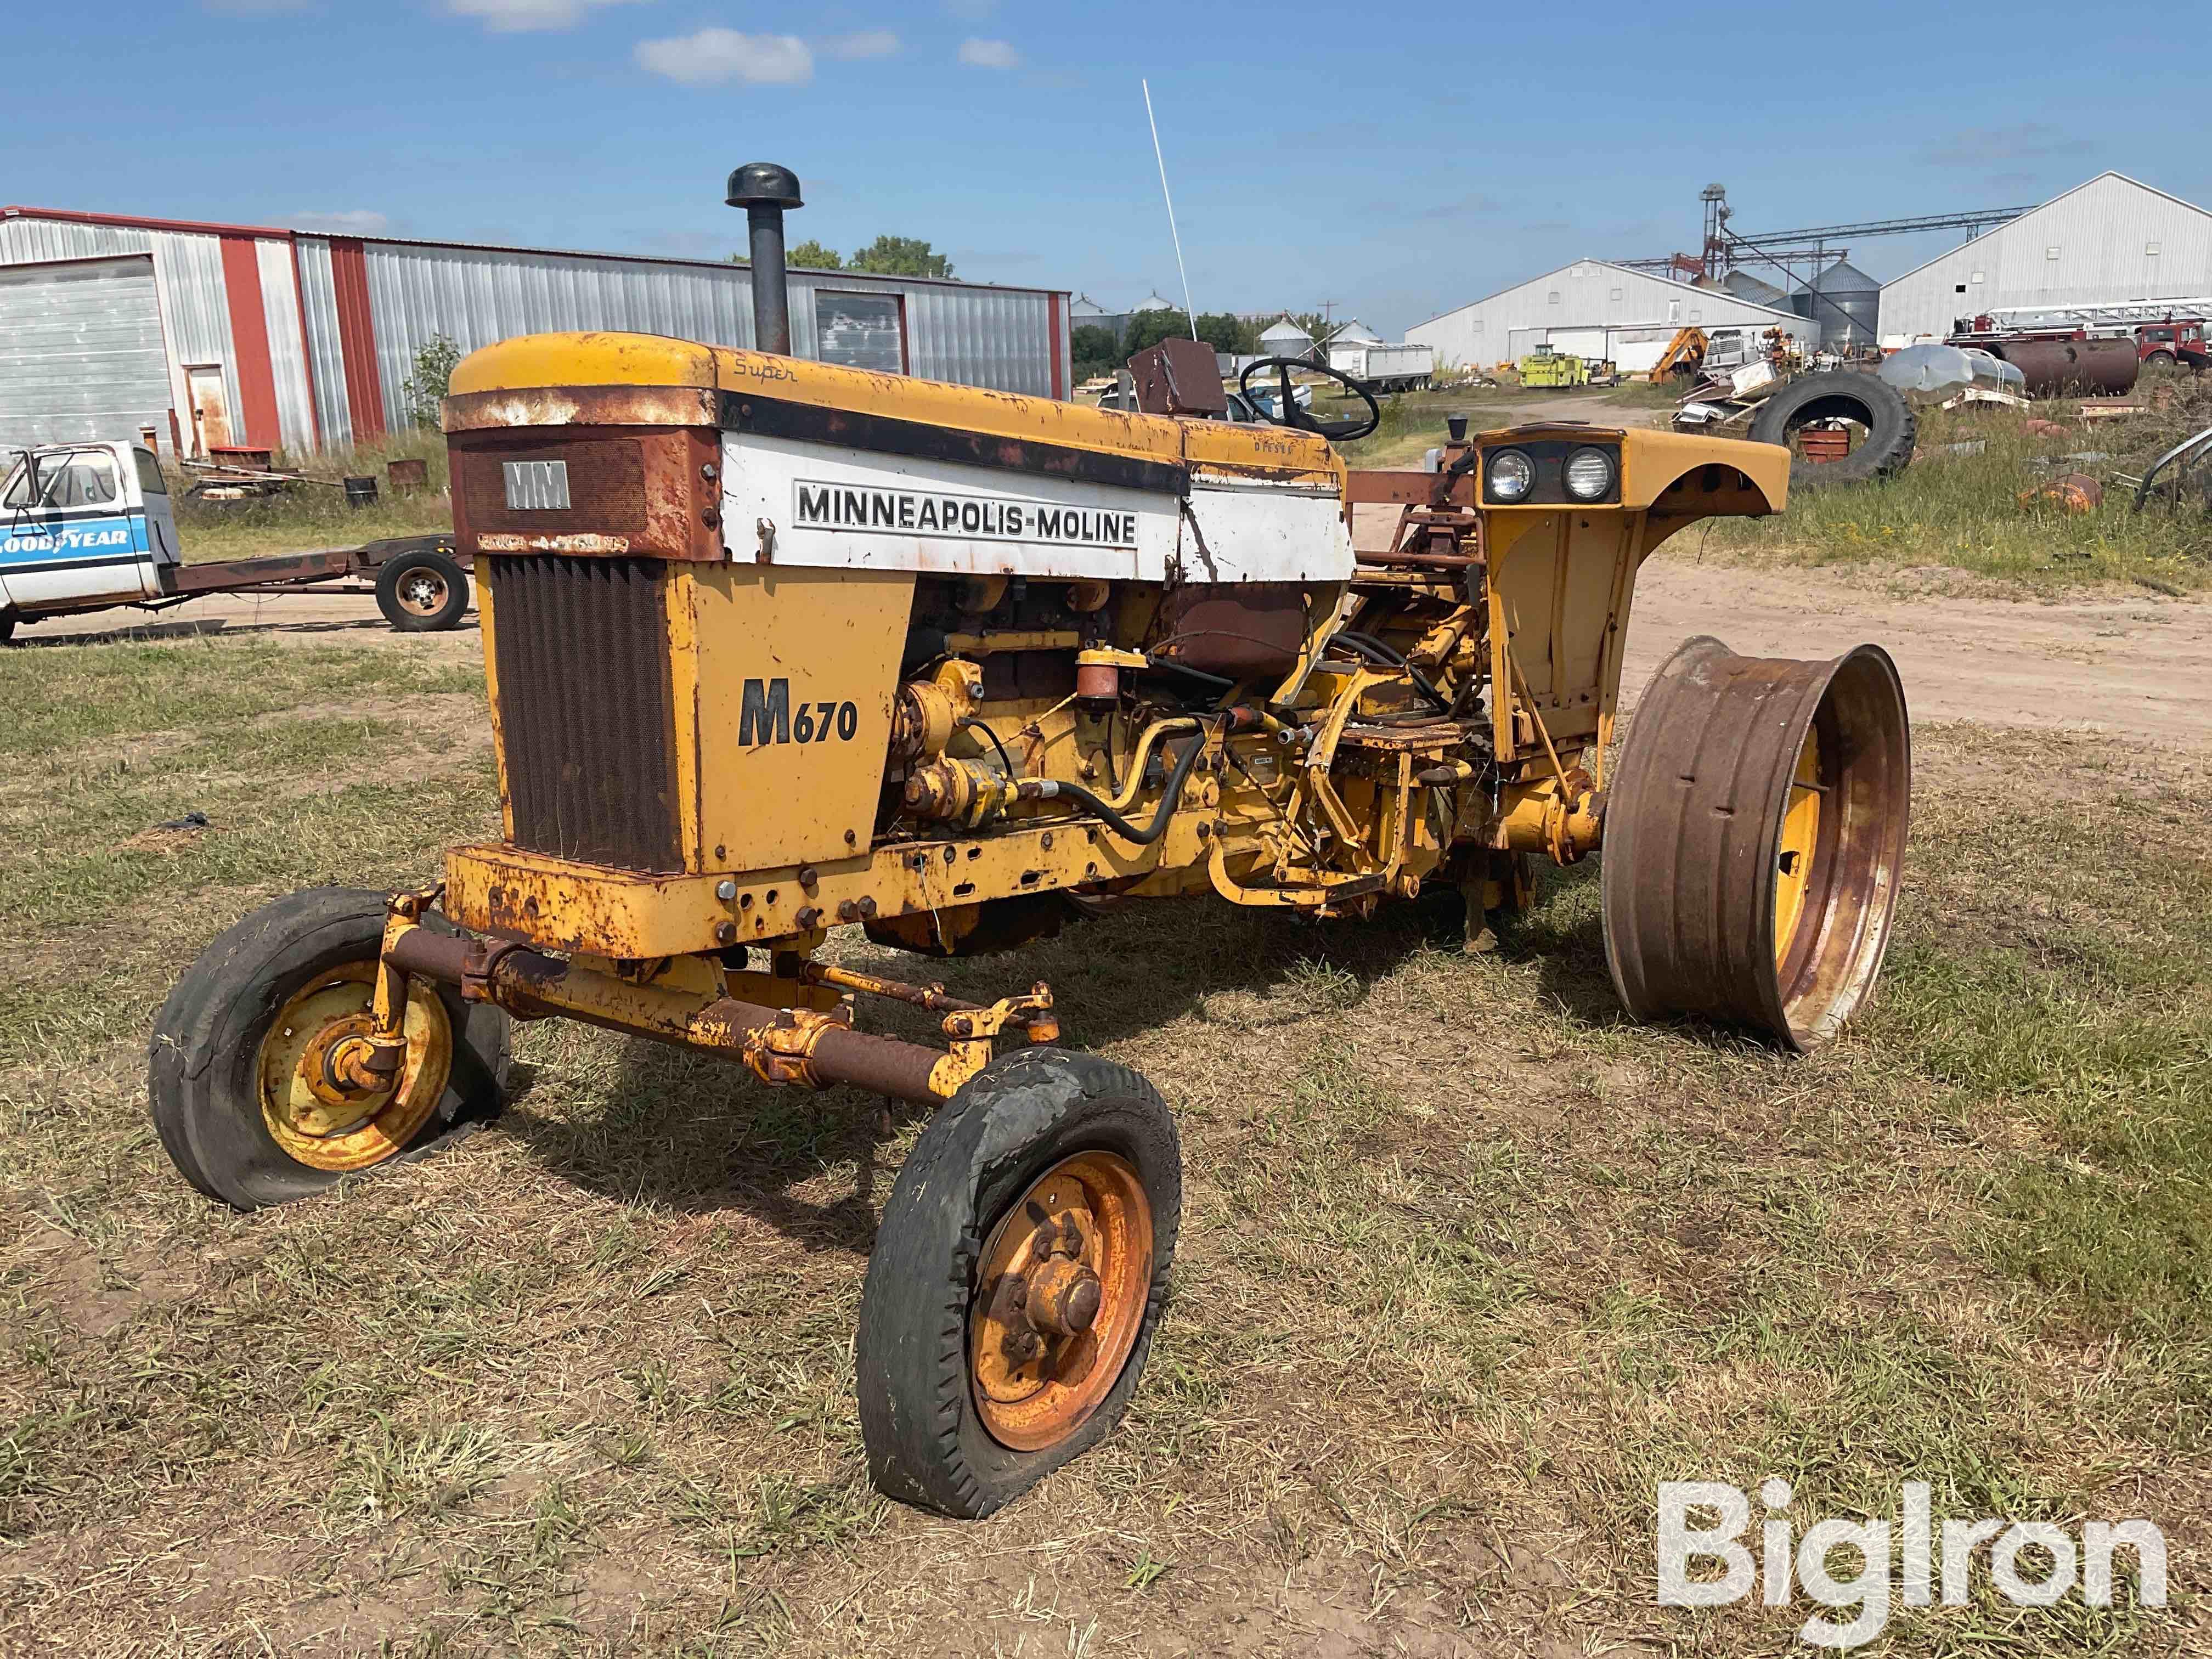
[635, 29, 814, 86]
[958, 37, 1019, 69]
[820, 29, 899, 59]
[291, 209, 392, 234]
[448, 0, 645, 32]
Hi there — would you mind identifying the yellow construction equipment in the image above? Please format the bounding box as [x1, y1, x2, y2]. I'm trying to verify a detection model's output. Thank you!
[150, 162, 1911, 1521]
[1649, 325, 1708, 382]
[1515, 343, 1590, 388]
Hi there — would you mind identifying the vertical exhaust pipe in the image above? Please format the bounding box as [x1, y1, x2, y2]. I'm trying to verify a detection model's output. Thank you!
[726, 162, 803, 357]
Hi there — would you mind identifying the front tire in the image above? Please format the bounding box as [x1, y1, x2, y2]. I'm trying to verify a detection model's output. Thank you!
[857, 1049, 1180, 1518]
[375, 548, 470, 633]
[148, 889, 510, 1209]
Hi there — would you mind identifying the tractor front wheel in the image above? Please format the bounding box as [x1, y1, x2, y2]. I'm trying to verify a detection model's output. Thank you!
[857, 1049, 1180, 1518]
[1601, 636, 1910, 1051]
[148, 889, 511, 1209]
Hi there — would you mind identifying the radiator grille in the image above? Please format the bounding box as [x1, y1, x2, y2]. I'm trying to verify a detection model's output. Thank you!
[487, 555, 684, 872]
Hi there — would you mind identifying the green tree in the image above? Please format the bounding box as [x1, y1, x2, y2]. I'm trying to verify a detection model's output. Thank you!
[1122, 308, 1252, 359]
[1121, 308, 1192, 358]
[848, 235, 954, 278]
[1195, 312, 1259, 354]
[399, 334, 464, 430]
[785, 238, 843, 271]
[1071, 324, 1121, 380]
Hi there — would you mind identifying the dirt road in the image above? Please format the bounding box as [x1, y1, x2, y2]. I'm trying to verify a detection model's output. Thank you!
[18, 557, 2210, 749]
[1623, 557, 2212, 750]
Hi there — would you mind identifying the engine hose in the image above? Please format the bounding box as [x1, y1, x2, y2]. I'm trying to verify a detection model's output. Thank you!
[1327, 630, 1452, 712]
[956, 715, 1016, 776]
[1032, 719, 1213, 844]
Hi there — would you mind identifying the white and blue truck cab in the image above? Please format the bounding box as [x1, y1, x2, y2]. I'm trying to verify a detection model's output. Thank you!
[1, 442, 182, 641]
[0, 442, 472, 641]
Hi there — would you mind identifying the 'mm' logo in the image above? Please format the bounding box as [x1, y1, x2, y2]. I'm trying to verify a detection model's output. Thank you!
[738, 678, 861, 748]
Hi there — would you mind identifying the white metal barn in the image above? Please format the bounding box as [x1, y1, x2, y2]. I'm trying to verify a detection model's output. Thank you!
[1878, 172, 2212, 344]
[1406, 261, 1811, 374]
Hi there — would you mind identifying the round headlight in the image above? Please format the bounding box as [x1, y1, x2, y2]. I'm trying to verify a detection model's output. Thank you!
[1564, 447, 1616, 500]
[1487, 449, 1534, 502]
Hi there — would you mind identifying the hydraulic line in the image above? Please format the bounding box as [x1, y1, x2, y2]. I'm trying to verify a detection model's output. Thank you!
[1035, 719, 1213, 845]
[1325, 630, 1452, 712]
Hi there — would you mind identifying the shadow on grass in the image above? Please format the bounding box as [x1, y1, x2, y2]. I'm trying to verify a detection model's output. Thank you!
[492, 896, 1469, 1247]
[490, 864, 1774, 1249]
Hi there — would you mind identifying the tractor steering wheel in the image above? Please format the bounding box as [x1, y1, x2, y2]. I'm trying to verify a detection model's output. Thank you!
[1237, 357, 1381, 443]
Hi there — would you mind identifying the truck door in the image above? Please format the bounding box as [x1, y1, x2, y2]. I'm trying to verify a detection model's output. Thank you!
[132, 445, 182, 582]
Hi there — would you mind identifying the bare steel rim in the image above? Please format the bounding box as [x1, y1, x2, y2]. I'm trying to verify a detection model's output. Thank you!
[396, 568, 451, 617]
[1600, 635, 1911, 1051]
[968, 1152, 1154, 1453]
[256, 962, 454, 1170]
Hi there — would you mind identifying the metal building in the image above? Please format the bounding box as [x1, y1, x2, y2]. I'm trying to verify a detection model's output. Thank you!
[1406, 261, 1813, 374]
[1258, 317, 1317, 360]
[1877, 172, 2212, 345]
[0, 206, 1073, 455]
[1793, 259, 1881, 352]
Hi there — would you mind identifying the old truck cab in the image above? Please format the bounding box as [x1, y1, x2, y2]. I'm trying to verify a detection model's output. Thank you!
[0, 442, 182, 640]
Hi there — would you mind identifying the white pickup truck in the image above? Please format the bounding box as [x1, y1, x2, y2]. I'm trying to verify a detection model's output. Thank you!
[1, 439, 470, 644]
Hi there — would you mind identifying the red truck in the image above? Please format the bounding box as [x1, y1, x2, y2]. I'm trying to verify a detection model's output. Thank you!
[2135, 319, 2208, 371]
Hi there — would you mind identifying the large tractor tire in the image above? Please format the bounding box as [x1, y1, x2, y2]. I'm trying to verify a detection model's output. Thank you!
[857, 1048, 1180, 1518]
[1747, 370, 1916, 489]
[1601, 636, 1910, 1052]
[148, 889, 511, 1209]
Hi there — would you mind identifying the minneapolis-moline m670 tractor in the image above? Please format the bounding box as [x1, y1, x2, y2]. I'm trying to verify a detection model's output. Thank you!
[150, 166, 1909, 1519]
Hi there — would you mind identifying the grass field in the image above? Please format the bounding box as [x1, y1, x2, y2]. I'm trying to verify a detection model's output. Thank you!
[1704, 398, 2212, 595]
[1, 636, 2207, 1656]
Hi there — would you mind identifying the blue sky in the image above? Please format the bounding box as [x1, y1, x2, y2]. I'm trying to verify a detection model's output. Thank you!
[8, 1, 2205, 336]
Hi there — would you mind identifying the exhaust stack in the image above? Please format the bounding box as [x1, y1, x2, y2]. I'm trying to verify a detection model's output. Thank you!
[726, 162, 804, 357]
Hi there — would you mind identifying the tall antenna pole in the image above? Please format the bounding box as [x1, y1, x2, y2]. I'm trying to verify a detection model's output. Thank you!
[1142, 77, 1200, 341]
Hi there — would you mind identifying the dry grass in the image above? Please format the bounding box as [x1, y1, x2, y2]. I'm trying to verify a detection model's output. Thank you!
[1, 639, 2208, 1656]
[1705, 398, 2212, 595]
[166, 430, 453, 565]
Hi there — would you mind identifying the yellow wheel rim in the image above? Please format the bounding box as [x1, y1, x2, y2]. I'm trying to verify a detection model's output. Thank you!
[257, 962, 453, 1172]
[1774, 724, 1822, 965]
[969, 1152, 1154, 1453]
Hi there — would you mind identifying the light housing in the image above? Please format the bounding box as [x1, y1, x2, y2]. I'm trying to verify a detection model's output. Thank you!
[1487, 449, 1535, 502]
[1564, 446, 1617, 500]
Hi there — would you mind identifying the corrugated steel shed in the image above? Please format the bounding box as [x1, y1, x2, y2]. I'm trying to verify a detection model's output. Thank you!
[1408, 261, 1812, 370]
[1877, 172, 2212, 343]
[0, 207, 1071, 455]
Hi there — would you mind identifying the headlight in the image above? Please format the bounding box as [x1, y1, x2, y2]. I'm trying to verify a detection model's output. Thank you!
[1564, 447, 1616, 500]
[1487, 449, 1534, 502]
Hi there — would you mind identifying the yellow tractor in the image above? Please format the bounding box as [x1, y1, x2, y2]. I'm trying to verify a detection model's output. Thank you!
[148, 165, 1910, 1519]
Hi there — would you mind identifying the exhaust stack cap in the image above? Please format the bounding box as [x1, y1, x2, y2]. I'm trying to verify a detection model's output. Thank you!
[726, 162, 803, 210]
[726, 162, 803, 357]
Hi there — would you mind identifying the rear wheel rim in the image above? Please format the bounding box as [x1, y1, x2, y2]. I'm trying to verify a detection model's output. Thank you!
[970, 1152, 1153, 1452]
[257, 963, 452, 1171]
[397, 571, 449, 616]
[1773, 724, 1822, 964]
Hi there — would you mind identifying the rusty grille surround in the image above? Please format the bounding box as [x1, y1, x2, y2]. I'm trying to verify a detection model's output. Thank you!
[488, 554, 685, 873]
